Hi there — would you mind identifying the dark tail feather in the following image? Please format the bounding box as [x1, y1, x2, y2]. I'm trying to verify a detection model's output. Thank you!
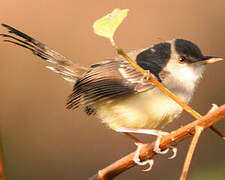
[1, 24, 88, 85]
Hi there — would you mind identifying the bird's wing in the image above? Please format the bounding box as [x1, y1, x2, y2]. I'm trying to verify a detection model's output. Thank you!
[66, 60, 157, 110]
[1, 24, 88, 84]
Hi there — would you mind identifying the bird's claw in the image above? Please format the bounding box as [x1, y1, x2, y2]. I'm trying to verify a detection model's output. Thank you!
[168, 146, 177, 159]
[153, 132, 169, 154]
[154, 134, 177, 159]
[133, 143, 154, 171]
[117, 127, 178, 171]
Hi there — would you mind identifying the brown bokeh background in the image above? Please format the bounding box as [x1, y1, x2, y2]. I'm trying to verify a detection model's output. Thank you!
[0, 1, 224, 180]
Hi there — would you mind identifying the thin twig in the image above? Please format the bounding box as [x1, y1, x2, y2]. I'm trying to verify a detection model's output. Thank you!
[0, 150, 4, 180]
[209, 126, 225, 139]
[91, 104, 225, 180]
[116, 47, 201, 118]
[0, 131, 5, 180]
[180, 126, 203, 180]
[116, 47, 225, 139]
[180, 104, 221, 180]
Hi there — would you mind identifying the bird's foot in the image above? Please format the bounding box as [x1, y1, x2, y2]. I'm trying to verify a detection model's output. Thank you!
[116, 127, 177, 161]
[153, 133, 177, 159]
[133, 142, 154, 171]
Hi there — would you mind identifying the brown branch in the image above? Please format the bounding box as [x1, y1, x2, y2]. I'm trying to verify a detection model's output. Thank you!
[0, 150, 4, 180]
[90, 104, 225, 180]
[180, 104, 221, 180]
[209, 126, 225, 139]
[180, 126, 203, 180]
[0, 132, 5, 180]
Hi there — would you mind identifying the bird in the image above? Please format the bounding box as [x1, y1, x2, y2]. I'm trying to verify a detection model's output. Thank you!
[1, 24, 223, 169]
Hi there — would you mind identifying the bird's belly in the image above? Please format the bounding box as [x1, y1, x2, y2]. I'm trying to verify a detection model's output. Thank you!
[95, 88, 184, 130]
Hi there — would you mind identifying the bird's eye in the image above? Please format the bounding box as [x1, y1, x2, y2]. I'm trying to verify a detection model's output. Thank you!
[178, 56, 186, 64]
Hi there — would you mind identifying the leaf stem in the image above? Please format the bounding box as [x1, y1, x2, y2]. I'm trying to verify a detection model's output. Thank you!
[116, 47, 225, 139]
[116, 46, 202, 119]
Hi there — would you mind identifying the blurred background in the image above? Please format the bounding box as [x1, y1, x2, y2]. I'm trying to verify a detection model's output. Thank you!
[0, 0, 224, 179]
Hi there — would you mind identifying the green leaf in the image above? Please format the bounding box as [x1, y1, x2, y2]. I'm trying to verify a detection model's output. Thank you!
[93, 8, 129, 45]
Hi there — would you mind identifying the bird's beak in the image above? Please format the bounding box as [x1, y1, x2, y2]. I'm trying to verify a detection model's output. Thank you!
[199, 56, 224, 64]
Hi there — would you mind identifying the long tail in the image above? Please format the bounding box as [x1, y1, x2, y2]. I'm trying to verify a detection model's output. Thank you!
[1, 24, 88, 85]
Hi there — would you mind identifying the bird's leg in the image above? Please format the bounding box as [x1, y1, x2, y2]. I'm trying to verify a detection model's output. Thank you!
[117, 127, 177, 159]
[123, 132, 143, 144]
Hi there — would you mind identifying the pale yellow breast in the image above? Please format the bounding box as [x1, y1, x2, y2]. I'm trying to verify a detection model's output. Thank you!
[94, 55, 206, 130]
[94, 88, 183, 130]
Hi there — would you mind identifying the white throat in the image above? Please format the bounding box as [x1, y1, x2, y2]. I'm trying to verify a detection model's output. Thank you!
[163, 62, 206, 104]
